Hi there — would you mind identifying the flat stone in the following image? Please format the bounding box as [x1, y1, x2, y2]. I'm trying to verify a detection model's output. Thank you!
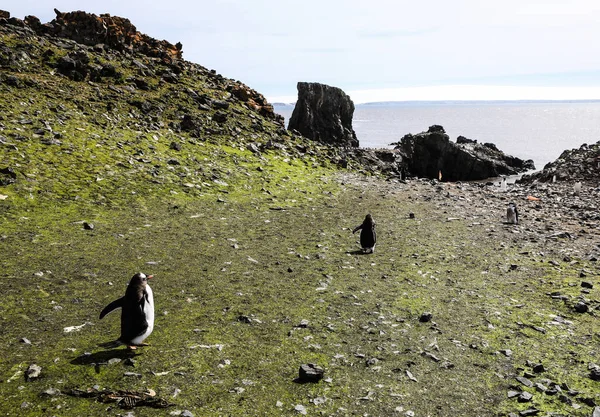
[516, 376, 533, 387]
[519, 408, 540, 416]
[507, 390, 520, 398]
[518, 391, 533, 402]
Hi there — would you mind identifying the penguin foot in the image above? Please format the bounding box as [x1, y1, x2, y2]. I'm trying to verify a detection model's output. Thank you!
[127, 345, 138, 350]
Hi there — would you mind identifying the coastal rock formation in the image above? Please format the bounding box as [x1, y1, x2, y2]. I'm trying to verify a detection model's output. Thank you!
[518, 140, 600, 184]
[46, 9, 181, 61]
[288, 82, 358, 147]
[393, 125, 535, 181]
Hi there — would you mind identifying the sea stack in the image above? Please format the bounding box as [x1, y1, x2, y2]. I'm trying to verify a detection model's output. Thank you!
[288, 82, 359, 147]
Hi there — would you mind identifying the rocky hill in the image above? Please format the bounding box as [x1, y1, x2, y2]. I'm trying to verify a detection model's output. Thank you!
[0, 9, 388, 212]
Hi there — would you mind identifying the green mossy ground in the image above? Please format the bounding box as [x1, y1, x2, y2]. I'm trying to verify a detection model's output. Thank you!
[1, 171, 598, 416]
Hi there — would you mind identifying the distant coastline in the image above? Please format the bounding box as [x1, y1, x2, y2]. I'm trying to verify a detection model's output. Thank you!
[274, 99, 600, 107]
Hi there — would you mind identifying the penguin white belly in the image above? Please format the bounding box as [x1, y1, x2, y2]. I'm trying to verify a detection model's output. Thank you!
[131, 284, 154, 345]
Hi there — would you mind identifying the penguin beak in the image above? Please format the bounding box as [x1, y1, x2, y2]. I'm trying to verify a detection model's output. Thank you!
[147, 275, 154, 280]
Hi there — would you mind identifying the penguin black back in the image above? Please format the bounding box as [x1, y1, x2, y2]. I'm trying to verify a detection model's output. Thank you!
[353, 214, 377, 253]
[100, 272, 154, 348]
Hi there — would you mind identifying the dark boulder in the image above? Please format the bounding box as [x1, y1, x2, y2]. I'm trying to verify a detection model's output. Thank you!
[288, 82, 358, 147]
[393, 126, 535, 181]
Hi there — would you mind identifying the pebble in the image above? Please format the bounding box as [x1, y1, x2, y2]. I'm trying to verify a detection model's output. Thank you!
[294, 404, 307, 415]
[25, 364, 42, 382]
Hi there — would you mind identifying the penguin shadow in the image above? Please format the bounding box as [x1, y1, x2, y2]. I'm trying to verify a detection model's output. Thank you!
[70, 348, 140, 370]
[347, 249, 372, 256]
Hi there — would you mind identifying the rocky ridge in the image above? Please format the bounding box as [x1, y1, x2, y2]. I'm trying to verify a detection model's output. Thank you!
[519, 140, 600, 184]
[393, 125, 535, 181]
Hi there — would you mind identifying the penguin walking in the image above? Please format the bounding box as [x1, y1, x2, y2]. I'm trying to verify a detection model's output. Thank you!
[353, 214, 377, 253]
[506, 202, 519, 225]
[100, 272, 155, 349]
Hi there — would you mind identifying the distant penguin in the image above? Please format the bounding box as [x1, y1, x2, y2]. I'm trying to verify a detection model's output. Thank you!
[506, 202, 519, 225]
[574, 181, 582, 196]
[353, 214, 377, 253]
[100, 272, 155, 349]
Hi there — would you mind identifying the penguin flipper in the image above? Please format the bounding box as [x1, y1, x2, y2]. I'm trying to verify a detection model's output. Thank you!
[99, 297, 124, 319]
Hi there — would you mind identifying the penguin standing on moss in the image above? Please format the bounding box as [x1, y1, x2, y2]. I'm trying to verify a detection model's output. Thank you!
[100, 272, 155, 349]
[353, 214, 377, 253]
[506, 202, 519, 225]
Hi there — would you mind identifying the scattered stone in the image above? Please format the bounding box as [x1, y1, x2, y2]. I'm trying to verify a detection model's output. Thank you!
[518, 391, 533, 402]
[507, 390, 520, 398]
[516, 376, 533, 388]
[409, 212, 415, 219]
[421, 351, 441, 362]
[295, 319, 309, 328]
[40, 387, 61, 397]
[25, 364, 42, 381]
[20, 338, 31, 345]
[574, 301, 589, 313]
[406, 370, 418, 382]
[297, 364, 324, 383]
[294, 404, 307, 415]
[519, 409, 540, 416]
[237, 315, 252, 324]
[123, 372, 142, 378]
[590, 366, 600, 381]
[123, 358, 136, 367]
[419, 312, 433, 323]
[532, 363, 545, 373]
[592, 406, 600, 417]
[581, 281, 593, 289]
[500, 349, 512, 357]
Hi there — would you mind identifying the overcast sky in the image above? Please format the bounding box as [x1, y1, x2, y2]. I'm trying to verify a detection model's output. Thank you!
[5, 0, 600, 103]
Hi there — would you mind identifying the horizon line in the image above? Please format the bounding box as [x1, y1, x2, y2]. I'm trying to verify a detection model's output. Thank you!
[267, 84, 600, 105]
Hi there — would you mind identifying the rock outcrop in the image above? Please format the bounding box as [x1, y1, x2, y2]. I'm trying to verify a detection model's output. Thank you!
[393, 125, 535, 181]
[519, 141, 600, 184]
[2, 9, 182, 62]
[288, 82, 358, 147]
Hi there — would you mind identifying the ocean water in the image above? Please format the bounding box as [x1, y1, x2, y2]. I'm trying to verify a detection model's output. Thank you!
[274, 101, 600, 171]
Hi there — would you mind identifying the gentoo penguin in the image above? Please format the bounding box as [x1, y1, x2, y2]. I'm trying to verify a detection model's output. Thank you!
[506, 202, 519, 225]
[353, 214, 377, 253]
[99, 272, 155, 349]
